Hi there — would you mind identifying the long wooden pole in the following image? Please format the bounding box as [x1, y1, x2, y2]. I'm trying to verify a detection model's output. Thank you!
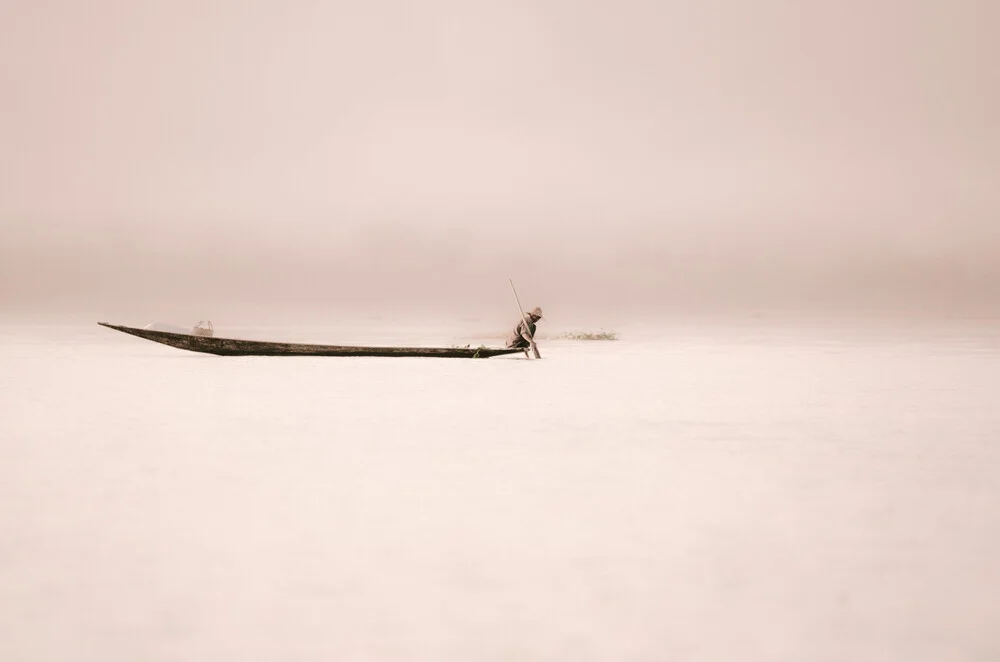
[509, 278, 541, 359]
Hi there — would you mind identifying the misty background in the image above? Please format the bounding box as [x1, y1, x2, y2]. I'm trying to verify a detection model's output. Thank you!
[2, 0, 998, 327]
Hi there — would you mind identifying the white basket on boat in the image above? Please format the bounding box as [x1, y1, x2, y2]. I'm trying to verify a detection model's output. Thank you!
[192, 320, 214, 337]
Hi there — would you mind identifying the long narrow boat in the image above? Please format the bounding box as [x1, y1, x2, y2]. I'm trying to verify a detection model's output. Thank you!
[98, 322, 526, 359]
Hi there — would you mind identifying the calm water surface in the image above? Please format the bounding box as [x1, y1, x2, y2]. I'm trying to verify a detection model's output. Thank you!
[1, 322, 998, 661]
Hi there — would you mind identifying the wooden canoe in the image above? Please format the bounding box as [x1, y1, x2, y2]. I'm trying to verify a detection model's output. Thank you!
[98, 322, 526, 358]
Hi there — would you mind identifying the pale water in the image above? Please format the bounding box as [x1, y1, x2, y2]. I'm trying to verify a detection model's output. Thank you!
[1, 321, 998, 661]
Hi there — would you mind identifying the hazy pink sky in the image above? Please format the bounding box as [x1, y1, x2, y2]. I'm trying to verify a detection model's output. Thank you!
[1, 0, 997, 320]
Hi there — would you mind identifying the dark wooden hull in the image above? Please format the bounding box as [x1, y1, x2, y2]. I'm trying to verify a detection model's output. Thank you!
[98, 323, 526, 358]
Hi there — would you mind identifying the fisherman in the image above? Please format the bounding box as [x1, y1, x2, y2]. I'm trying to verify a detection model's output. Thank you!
[506, 306, 543, 349]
